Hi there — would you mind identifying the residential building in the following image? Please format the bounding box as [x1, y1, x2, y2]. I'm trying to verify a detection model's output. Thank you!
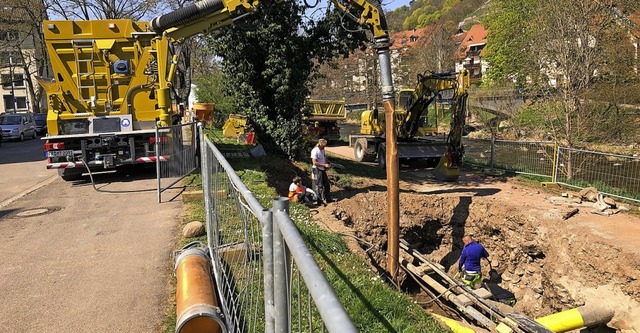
[0, 29, 39, 114]
[454, 24, 488, 81]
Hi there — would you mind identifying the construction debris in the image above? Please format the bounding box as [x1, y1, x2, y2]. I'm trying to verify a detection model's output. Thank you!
[562, 208, 579, 220]
[549, 187, 629, 217]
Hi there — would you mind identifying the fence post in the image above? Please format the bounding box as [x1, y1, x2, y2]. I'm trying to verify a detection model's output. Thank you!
[263, 208, 275, 333]
[490, 135, 495, 171]
[552, 143, 559, 183]
[272, 198, 290, 333]
[199, 122, 214, 247]
[155, 125, 161, 203]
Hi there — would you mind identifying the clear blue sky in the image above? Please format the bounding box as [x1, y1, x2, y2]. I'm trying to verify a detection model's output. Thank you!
[382, 0, 413, 11]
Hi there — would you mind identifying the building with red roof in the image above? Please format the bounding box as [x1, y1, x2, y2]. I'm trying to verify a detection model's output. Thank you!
[454, 24, 488, 81]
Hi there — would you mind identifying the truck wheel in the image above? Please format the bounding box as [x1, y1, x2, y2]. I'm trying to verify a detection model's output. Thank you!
[354, 138, 376, 162]
[377, 146, 386, 168]
[58, 168, 83, 181]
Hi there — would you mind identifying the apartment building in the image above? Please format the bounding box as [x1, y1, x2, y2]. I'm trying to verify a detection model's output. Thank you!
[0, 29, 39, 114]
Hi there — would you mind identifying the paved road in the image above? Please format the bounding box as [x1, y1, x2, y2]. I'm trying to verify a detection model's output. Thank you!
[0, 141, 183, 333]
[0, 137, 53, 205]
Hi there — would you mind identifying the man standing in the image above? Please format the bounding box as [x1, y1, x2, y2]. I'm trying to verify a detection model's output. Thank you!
[458, 235, 489, 289]
[311, 138, 332, 205]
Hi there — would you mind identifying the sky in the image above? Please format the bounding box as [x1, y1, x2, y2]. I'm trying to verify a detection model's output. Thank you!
[382, 0, 413, 11]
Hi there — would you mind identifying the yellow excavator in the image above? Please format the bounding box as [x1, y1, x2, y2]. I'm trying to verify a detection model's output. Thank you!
[352, 71, 470, 181]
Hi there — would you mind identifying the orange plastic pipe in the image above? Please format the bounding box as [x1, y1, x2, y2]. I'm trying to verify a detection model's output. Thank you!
[175, 247, 226, 333]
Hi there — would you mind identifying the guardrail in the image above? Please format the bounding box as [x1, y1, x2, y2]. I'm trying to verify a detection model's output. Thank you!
[198, 123, 357, 332]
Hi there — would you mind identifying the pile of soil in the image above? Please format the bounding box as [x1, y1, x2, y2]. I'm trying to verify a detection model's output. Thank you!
[315, 171, 640, 332]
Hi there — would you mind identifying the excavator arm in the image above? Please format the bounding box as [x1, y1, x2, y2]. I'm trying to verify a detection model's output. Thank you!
[399, 71, 469, 166]
[149, 0, 388, 39]
[147, 0, 393, 126]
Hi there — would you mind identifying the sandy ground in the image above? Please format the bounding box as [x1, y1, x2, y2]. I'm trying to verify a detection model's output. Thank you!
[322, 144, 640, 332]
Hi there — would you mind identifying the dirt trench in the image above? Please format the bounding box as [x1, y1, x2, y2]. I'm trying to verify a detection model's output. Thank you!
[316, 175, 640, 332]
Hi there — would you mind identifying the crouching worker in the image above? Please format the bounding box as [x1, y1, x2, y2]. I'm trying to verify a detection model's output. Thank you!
[458, 235, 490, 289]
[288, 176, 318, 206]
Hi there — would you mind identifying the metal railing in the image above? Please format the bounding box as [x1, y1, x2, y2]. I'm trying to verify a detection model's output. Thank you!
[155, 122, 199, 203]
[199, 124, 356, 333]
[463, 137, 640, 203]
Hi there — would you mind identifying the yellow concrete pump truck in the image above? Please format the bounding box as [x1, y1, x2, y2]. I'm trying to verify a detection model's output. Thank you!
[39, 0, 393, 181]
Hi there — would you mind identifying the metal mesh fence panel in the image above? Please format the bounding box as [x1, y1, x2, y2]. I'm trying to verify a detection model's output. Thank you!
[463, 138, 554, 179]
[555, 148, 640, 203]
[200, 128, 356, 333]
[491, 140, 554, 178]
[204, 140, 264, 333]
[156, 122, 198, 202]
[462, 137, 492, 166]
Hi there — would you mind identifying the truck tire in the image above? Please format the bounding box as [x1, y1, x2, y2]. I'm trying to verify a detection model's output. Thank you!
[354, 138, 376, 162]
[377, 145, 386, 169]
[58, 168, 83, 181]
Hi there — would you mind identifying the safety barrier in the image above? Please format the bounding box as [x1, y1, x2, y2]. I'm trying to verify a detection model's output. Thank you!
[199, 123, 356, 333]
[463, 138, 555, 179]
[155, 122, 199, 203]
[463, 138, 639, 203]
[554, 147, 640, 203]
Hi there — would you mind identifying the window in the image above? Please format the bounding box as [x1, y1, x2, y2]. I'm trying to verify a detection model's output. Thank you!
[16, 96, 27, 109]
[1, 73, 24, 88]
[3, 95, 13, 109]
[410, 36, 418, 42]
[0, 30, 19, 41]
[0, 51, 22, 66]
[1, 74, 11, 88]
[13, 74, 24, 87]
[2, 95, 27, 110]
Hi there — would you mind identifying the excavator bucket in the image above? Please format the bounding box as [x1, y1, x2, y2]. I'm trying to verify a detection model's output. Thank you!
[433, 156, 460, 181]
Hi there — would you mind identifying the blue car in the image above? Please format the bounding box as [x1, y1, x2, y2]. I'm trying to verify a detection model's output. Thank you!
[34, 113, 47, 136]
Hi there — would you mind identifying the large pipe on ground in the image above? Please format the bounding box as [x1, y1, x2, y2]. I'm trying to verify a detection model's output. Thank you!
[535, 305, 614, 333]
[431, 313, 483, 333]
[175, 246, 226, 333]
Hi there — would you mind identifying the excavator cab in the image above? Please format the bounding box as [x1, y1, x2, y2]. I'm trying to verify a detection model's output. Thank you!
[396, 89, 438, 137]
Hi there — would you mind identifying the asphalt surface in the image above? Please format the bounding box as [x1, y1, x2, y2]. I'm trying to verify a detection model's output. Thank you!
[0, 138, 183, 333]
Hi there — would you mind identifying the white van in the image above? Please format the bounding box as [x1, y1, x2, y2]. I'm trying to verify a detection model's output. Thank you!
[0, 112, 37, 141]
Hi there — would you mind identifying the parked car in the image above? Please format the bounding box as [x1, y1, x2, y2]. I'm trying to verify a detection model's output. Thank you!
[34, 113, 47, 136]
[0, 112, 37, 141]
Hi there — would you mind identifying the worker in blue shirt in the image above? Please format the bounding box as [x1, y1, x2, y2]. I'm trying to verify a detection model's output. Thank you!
[458, 235, 490, 289]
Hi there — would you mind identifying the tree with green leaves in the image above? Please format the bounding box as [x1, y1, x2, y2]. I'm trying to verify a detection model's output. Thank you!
[193, 66, 236, 128]
[484, 0, 640, 148]
[206, 3, 368, 158]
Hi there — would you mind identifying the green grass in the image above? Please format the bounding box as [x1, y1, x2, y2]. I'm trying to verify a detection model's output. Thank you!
[162, 153, 446, 332]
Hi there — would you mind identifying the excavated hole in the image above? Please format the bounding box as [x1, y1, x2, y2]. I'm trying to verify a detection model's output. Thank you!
[329, 189, 640, 331]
